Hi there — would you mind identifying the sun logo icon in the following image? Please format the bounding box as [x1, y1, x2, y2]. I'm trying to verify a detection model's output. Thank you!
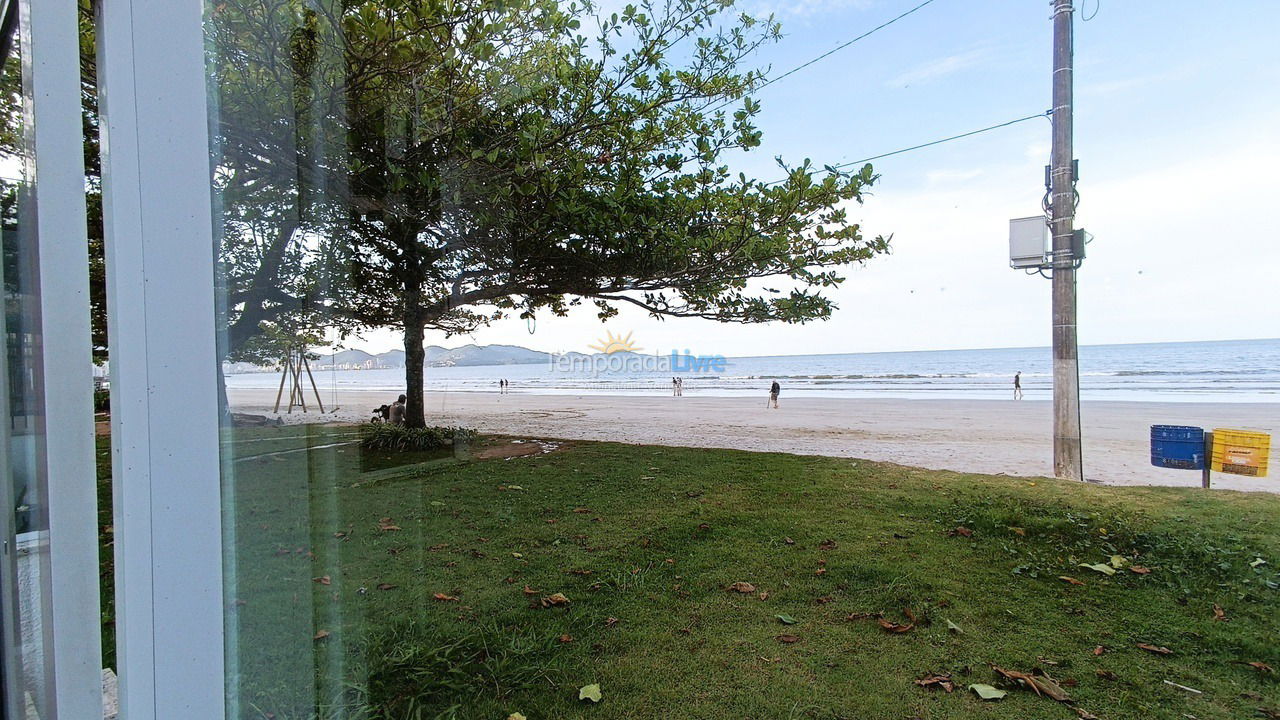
[589, 330, 642, 354]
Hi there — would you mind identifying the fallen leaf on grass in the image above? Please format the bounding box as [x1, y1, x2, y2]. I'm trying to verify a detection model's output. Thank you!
[878, 618, 914, 634]
[377, 520, 401, 532]
[1073, 708, 1100, 720]
[1245, 661, 1274, 673]
[313, 630, 330, 641]
[539, 592, 570, 608]
[1213, 604, 1228, 622]
[784, 536, 795, 545]
[775, 634, 801, 644]
[1079, 563, 1116, 576]
[814, 568, 827, 576]
[1059, 576, 1086, 586]
[558, 634, 573, 644]
[507, 714, 527, 720]
[758, 591, 770, 601]
[992, 665, 1071, 702]
[776, 614, 797, 625]
[915, 674, 955, 692]
[1109, 554, 1128, 569]
[969, 684, 1006, 700]
[1009, 527, 1026, 536]
[949, 526, 974, 538]
[1137, 643, 1173, 655]
[433, 593, 459, 602]
[313, 576, 331, 585]
[604, 617, 619, 628]
[578, 683, 602, 702]
[522, 586, 540, 596]
[946, 620, 963, 634]
[1129, 565, 1152, 574]
[376, 583, 396, 591]
[1095, 669, 1117, 681]
[818, 539, 838, 551]
[727, 582, 756, 594]
[1258, 707, 1280, 719]
[1092, 645, 1105, 656]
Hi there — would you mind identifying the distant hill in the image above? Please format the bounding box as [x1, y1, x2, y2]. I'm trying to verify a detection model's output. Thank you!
[226, 342, 567, 374]
[424, 344, 552, 367]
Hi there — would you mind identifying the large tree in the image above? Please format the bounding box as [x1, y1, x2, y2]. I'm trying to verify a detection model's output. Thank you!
[308, 0, 889, 427]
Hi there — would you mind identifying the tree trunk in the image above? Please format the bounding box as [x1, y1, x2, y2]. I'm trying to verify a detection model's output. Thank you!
[403, 318, 426, 428]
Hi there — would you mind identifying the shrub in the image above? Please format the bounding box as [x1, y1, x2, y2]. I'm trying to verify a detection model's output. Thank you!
[360, 424, 476, 452]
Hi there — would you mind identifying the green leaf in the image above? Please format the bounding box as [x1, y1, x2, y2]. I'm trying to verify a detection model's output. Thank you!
[969, 684, 1007, 700]
[1080, 562, 1116, 576]
[578, 683, 603, 702]
[1109, 555, 1128, 569]
[946, 619, 963, 634]
[775, 614, 797, 625]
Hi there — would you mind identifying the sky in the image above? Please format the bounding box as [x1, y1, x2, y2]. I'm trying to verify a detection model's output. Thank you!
[339, 0, 1280, 358]
[54, 0, 1265, 360]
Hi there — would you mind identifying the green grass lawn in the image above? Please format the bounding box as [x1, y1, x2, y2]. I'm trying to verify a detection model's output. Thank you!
[97, 425, 1280, 720]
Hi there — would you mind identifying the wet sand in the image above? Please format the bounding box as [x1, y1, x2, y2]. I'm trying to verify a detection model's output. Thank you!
[228, 388, 1279, 493]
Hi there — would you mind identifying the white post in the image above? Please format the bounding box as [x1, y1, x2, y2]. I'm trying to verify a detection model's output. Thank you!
[96, 0, 226, 716]
[20, 0, 104, 716]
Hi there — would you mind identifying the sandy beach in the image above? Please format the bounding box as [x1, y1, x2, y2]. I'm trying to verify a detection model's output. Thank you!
[228, 387, 1279, 493]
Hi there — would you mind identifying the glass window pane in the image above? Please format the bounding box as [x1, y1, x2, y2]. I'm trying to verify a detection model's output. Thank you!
[1, 30, 55, 720]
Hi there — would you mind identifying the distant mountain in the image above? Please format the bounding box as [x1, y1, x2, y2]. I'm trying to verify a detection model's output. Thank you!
[226, 342, 575, 374]
[376, 349, 406, 367]
[424, 344, 552, 367]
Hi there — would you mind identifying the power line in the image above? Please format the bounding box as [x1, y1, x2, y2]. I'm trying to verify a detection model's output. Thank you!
[833, 110, 1051, 169]
[760, 0, 940, 97]
[709, 0, 941, 116]
[762, 110, 1050, 186]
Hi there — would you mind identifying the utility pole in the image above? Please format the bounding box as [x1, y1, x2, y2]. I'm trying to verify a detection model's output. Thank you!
[1050, 0, 1084, 481]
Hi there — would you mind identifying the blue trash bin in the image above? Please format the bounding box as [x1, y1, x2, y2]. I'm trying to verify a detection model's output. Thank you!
[1150, 425, 1205, 470]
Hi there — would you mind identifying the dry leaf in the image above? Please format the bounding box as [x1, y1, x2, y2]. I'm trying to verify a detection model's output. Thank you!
[1095, 669, 1117, 681]
[313, 630, 330, 641]
[1059, 576, 1085, 586]
[758, 591, 770, 601]
[433, 592, 459, 602]
[915, 674, 955, 692]
[776, 634, 800, 644]
[727, 582, 756, 594]
[604, 617, 620, 628]
[878, 618, 914, 634]
[376, 583, 396, 591]
[1213, 604, 1228, 622]
[1246, 661, 1274, 673]
[1137, 643, 1173, 655]
[1009, 527, 1026, 536]
[992, 665, 1071, 702]
[539, 592, 570, 608]
[377, 521, 401, 532]
[558, 634, 574, 644]
[1129, 565, 1151, 574]
[818, 539, 838, 551]
[814, 568, 827, 576]
[950, 526, 974, 538]
[1092, 645, 1105, 656]
[522, 585, 540, 595]
[313, 576, 331, 585]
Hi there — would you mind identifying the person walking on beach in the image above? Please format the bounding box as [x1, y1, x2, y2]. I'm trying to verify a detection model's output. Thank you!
[768, 380, 780, 409]
[1013, 372, 1023, 400]
[672, 377, 679, 397]
[389, 394, 407, 424]
[676, 377, 683, 396]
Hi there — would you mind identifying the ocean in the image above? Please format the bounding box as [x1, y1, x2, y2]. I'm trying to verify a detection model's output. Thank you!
[226, 338, 1280, 403]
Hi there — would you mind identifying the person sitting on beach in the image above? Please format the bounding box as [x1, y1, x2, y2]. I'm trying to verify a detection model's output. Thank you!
[389, 394, 407, 425]
[1013, 372, 1023, 400]
[768, 380, 780, 409]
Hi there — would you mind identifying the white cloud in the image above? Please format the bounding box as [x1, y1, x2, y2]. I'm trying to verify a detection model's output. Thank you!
[886, 48, 991, 88]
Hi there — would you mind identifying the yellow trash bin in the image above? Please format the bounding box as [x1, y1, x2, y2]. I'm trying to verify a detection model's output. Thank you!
[1211, 428, 1271, 478]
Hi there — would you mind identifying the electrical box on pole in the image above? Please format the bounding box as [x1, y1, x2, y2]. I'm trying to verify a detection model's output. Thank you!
[1009, 217, 1049, 269]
